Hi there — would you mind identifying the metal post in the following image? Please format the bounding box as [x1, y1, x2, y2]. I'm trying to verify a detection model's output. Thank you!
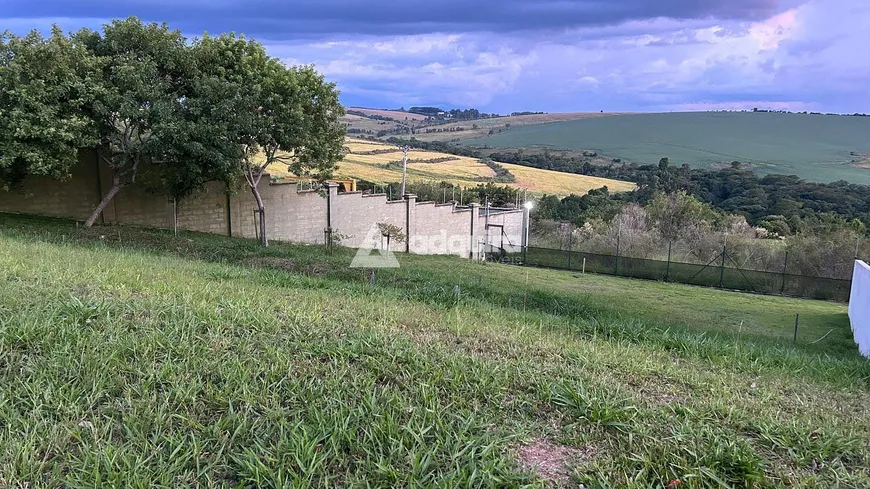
[400, 145, 409, 197]
[718, 233, 728, 288]
[484, 198, 490, 253]
[793, 314, 799, 343]
[614, 228, 621, 275]
[582, 257, 586, 274]
[665, 240, 672, 281]
[521, 205, 530, 264]
[567, 226, 573, 269]
[780, 251, 789, 295]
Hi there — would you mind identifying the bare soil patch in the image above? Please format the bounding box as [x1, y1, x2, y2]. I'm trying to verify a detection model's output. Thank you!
[516, 438, 594, 486]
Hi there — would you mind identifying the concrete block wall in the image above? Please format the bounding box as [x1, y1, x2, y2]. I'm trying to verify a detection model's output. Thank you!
[478, 209, 525, 254]
[410, 202, 476, 257]
[331, 189, 407, 250]
[0, 150, 102, 221]
[176, 183, 232, 235]
[228, 181, 328, 243]
[1, 156, 525, 259]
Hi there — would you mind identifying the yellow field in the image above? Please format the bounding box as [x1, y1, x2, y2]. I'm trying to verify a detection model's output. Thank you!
[267, 138, 635, 196]
[500, 162, 635, 194]
[347, 107, 428, 121]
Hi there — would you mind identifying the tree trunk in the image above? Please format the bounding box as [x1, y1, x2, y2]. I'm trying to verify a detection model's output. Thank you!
[251, 184, 268, 247]
[84, 173, 124, 228]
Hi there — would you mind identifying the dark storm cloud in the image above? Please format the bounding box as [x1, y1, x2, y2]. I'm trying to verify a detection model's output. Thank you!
[2, 0, 793, 39]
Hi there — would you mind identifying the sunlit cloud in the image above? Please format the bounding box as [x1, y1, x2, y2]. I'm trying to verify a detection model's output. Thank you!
[2, 0, 867, 113]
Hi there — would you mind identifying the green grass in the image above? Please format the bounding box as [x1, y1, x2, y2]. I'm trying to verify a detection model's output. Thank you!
[1, 212, 869, 488]
[466, 112, 870, 184]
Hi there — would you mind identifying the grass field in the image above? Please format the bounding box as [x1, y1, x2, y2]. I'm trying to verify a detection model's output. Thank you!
[1, 213, 869, 487]
[267, 138, 635, 196]
[465, 112, 870, 185]
[406, 113, 626, 142]
[341, 108, 622, 143]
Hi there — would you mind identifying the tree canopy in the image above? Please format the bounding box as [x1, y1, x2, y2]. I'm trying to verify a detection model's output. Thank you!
[1, 17, 345, 241]
[192, 33, 345, 246]
[0, 27, 99, 189]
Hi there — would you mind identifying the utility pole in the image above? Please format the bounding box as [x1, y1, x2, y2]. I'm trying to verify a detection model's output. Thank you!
[400, 145, 409, 197]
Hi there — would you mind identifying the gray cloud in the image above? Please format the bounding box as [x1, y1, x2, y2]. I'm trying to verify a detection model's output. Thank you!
[4, 0, 794, 39]
[3, 0, 866, 114]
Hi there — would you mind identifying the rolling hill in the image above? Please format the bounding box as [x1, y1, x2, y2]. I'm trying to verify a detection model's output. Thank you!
[463, 111, 870, 185]
[341, 107, 620, 142]
[267, 138, 635, 196]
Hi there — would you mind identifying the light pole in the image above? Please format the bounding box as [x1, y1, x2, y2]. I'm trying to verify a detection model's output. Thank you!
[522, 201, 533, 263]
[400, 145, 409, 197]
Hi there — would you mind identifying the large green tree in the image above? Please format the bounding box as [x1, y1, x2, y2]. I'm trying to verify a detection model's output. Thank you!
[194, 34, 345, 246]
[3, 19, 343, 239]
[76, 18, 193, 227]
[0, 27, 99, 189]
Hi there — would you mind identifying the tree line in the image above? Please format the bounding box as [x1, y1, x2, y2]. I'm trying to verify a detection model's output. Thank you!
[533, 190, 867, 280]
[393, 139, 869, 236]
[0, 17, 345, 246]
[405, 107, 500, 120]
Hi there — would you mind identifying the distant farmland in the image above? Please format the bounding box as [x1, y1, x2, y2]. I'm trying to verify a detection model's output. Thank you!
[465, 112, 870, 185]
[266, 138, 635, 196]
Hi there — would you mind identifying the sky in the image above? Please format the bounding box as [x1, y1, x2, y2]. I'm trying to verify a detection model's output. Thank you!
[3, 0, 868, 114]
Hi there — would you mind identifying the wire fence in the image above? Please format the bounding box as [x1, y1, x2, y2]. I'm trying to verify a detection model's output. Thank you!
[509, 246, 853, 302]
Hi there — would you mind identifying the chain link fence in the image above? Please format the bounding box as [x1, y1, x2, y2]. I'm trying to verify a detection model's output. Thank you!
[504, 222, 865, 302]
[514, 246, 851, 301]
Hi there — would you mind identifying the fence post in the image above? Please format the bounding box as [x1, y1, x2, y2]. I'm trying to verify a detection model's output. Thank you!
[780, 251, 789, 295]
[615, 230, 621, 275]
[718, 234, 727, 288]
[665, 240, 672, 281]
[566, 229, 573, 269]
[793, 314, 799, 344]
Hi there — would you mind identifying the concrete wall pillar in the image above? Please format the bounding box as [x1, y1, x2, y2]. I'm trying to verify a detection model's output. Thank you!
[325, 182, 339, 231]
